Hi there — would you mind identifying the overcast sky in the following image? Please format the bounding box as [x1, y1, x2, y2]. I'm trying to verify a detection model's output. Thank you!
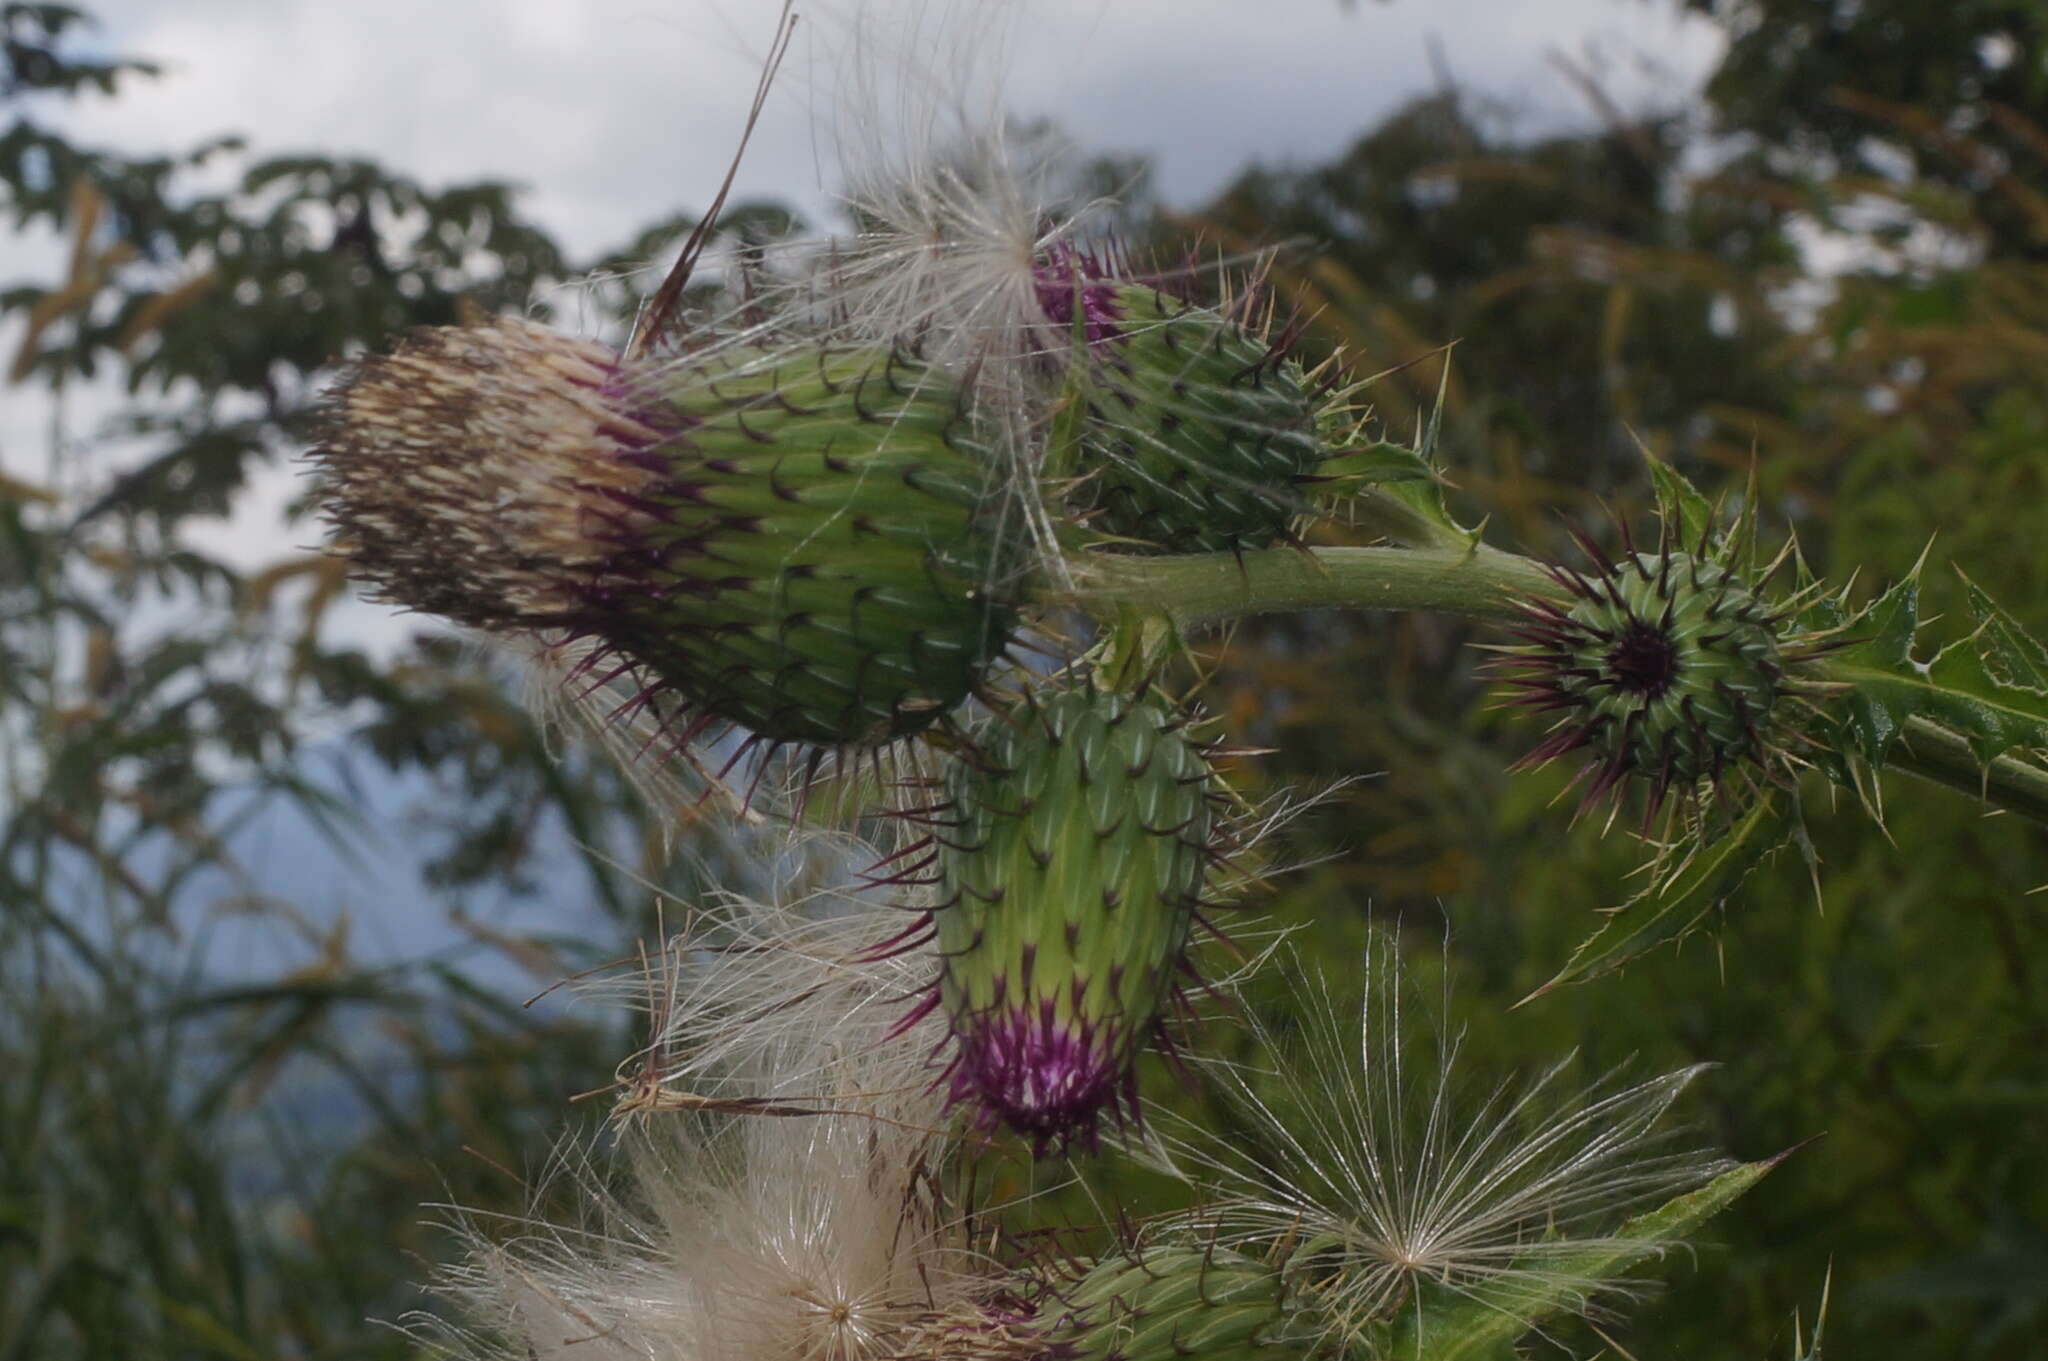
[53, 0, 1722, 258]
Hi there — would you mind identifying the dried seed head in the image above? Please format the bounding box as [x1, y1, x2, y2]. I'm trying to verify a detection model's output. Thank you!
[921, 681, 1225, 1153]
[1501, 546, 1797, 812]
[312, 318, 666, 629]
[311, 319, 1023, 749]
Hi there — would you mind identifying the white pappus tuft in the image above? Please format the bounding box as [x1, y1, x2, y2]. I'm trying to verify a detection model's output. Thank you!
[418, 852, 1034, 1361]
[423, 1089, 1031, 1361]
[609, 857, 952, 1127]
[1138, 933, 1729, 1347]
[721, 0, 1127, 584]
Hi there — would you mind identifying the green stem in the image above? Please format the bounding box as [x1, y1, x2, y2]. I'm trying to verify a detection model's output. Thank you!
[1887, 718, 2048, 824]
[1063, 544, 1554, 631]
[1058, 543, 2048, 829]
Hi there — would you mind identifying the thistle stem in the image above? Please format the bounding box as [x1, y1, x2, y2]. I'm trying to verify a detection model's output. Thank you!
[1060, 544, 2048, 829]
[1886, 718, 2048, 825]
[1063, 544, 1555, 630]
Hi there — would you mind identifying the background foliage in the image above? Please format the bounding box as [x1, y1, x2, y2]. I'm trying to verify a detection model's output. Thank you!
[4, 2, 2046, 1355]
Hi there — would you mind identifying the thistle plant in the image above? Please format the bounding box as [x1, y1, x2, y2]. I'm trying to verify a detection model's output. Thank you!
[303, 5, 2048, 1357]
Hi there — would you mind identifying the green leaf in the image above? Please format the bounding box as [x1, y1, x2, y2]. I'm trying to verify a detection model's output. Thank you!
[1322, 437, 1478, 551]
[1642, 446, 1715, 553]
[1319, 353, 1478, 550]
[1324, 437, 1440, 490]
[1959, 568, 2048, 695]
[1524, 794, 1789, 999]
[1385, 1156, 1781, 1361]
[1822, 566, 2048, 768]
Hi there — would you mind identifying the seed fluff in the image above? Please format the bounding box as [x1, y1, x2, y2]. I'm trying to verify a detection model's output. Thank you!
[1137, 935, 1729, 1346]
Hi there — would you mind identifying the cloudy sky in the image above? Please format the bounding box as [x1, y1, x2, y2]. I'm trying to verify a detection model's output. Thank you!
[54, 0, 1722, 258]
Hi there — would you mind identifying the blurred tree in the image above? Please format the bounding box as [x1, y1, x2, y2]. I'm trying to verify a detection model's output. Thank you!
[1684, 0, 2048, 258]
[0, 5, 716, 1354]
[1174, 26, 2048, 1359]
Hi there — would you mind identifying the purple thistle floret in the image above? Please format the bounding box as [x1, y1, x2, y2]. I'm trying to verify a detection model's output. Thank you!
[947, 999, 1135, 1153]
[1033, 245, 1123, 349]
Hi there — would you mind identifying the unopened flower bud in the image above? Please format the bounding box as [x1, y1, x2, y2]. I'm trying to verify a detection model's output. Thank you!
[1037, 257, 1324, 554]
[929, 681, 1222, 1151]
[1046, 1248, 1296, 1361]
[1502, 542, 1807, 810]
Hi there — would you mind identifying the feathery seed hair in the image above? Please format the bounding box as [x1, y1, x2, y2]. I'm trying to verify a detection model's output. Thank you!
[1139, 938, 1728, 1344]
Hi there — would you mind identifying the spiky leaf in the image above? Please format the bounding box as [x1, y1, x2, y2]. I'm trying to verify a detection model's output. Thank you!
[1642, 448, 1715, 554]
[1384, 1156, 1779, 1361]
[1318, 359, 1477, 550]
[1818, 566, 2048, 768]
[1528, 793, 1791, 996]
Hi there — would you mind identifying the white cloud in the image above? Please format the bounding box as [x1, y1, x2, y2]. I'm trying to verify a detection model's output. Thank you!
[59, 0, 1722, 258]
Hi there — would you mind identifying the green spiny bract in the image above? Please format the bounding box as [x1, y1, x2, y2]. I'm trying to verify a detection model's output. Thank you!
[1502, 541, 1807, 811]
[1042, 1248, 1307, 1361]
[1051, 279, 1325, 555]
[312, 318, 1020, 750]
[928, 681, 1221, 1151]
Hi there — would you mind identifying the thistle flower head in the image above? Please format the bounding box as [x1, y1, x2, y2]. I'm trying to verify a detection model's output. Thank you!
[311, 318, 1023, 754]
[894, 679, 1234, 1154]
[1142, 939, 1726, 1346]
[1499, 528, 1837, 816]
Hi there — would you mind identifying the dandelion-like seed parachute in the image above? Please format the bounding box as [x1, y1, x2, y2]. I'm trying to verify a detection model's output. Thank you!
[1140, 936, 1728, 1345]
[618, 846, 954, 1116]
